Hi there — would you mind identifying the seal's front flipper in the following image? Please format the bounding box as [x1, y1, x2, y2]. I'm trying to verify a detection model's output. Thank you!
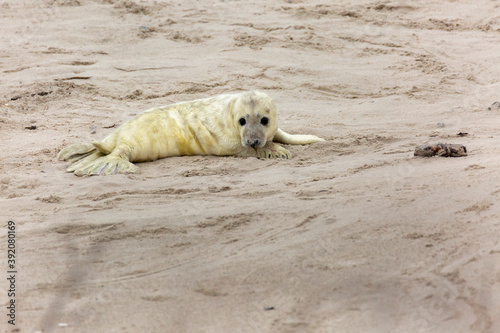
[58, 143, 96, 163]
[273, 128, 324, 145]
[69, 155, 140, 176]
[255, 142, 292, 159]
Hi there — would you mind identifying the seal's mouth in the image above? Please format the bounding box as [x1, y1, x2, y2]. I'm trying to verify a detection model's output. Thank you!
[243, 138, 266, 148]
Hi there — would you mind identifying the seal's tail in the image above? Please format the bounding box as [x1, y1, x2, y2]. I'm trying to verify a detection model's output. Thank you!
[58, 143, 139, 176]
[273, 128, 324, 145]
[58, 143, 96, 162]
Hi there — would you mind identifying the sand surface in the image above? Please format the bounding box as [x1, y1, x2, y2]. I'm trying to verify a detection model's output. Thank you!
[2, 0, 500, 332]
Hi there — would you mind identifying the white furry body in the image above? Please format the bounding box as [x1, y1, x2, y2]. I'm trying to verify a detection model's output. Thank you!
[96, 94, 241, 161]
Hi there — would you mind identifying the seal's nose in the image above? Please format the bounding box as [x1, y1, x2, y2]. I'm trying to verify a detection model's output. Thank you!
[250, 139, 260, 148]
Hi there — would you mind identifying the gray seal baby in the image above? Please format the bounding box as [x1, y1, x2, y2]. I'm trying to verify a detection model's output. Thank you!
[58, 91, 324, 176]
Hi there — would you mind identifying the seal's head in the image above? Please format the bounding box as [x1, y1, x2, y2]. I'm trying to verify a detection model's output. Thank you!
[234, 91, 278, 149]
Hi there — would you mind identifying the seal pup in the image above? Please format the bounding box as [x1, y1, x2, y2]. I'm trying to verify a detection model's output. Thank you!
[58, 90, 324, 176]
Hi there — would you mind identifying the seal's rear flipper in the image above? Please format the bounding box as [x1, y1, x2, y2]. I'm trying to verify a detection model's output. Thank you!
[66, 151, 103, 174]
[273, 128, 324, 145]
[58, 143, 96, 163]
[68, 154, 140, 176]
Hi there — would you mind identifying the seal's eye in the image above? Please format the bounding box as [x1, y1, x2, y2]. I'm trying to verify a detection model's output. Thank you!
[260, 117, 269, 126]
[239, 118, 246, 126]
